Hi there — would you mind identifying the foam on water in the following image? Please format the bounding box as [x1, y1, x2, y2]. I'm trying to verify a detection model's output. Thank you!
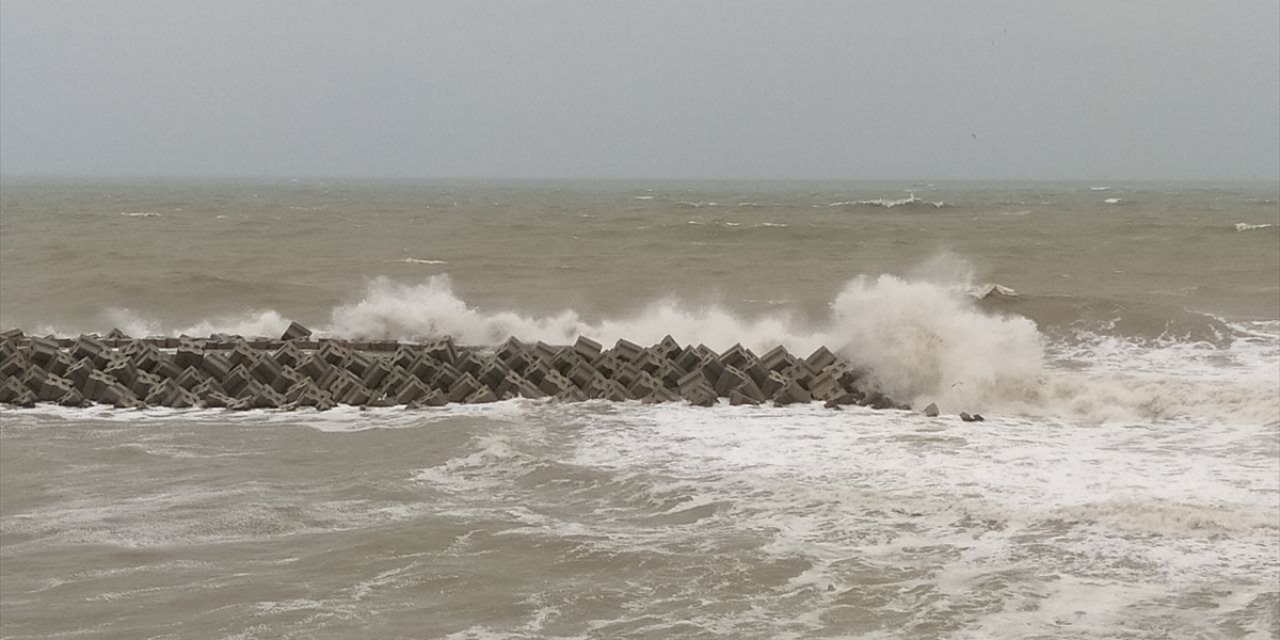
[396, 398, 1279, 638]
[395, 258, 449, 265]
[4, 389, 1276, 637]
[1235, 222, 1276, 231]
[827, 195, 950, 209]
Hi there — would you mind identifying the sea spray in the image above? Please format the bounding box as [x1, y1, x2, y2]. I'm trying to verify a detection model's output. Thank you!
[83, 268, 1050, 410]
[94, 307, 293, 343]
[54, 268, 1280, 424]
[827, 274, 1044, 410]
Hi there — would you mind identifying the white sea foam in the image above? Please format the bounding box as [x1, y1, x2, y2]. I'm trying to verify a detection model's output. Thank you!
[99, 307, 293, 342]
[1104, 197, 1121, 204]
[120, 211, 161, 217]
[828, 195, 949, 209]
[396, 258, 449, 265]
[323, 275, 814, 352]
[546, 400, 1275, 636]
[1235, 222, 1275, 231]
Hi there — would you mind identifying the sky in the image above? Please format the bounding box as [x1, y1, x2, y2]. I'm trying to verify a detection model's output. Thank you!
[1, 1, 1277, 181]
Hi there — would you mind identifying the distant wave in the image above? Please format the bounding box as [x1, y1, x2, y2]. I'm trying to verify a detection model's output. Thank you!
[828, 195, 949, 209]
[632, 196, 653, 200]
[120, 211, 161, 217]
[396, 258, 448, 265]
[1235, 223, 1275, 232]
[1090, 186, 1111, 191]
[1103, 198, 1122, 204]
[683, 220, 789, 229]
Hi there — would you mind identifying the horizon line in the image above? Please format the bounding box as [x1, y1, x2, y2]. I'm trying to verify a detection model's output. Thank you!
[2, 173, 1277, 185]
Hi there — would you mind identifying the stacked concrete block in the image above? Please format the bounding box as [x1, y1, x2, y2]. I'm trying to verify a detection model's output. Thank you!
[281, 321, 312, 341]
[0, 327, 908, 412]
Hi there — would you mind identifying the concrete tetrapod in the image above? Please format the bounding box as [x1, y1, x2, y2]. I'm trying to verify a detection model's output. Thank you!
[0, 329, 916, 413]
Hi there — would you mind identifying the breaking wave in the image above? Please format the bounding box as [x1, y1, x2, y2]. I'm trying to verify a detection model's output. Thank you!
[828, 195, 949, 209]
[73, 262, 1279, 425]
[395, 258, 449, 265]
[1235, 222, 1275, 232]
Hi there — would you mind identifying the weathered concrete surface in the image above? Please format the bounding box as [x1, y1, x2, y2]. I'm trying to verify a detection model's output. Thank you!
[0, 329, 909, 412]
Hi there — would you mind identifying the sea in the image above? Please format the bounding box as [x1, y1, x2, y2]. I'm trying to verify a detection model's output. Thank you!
[0, 179, 1277, 639]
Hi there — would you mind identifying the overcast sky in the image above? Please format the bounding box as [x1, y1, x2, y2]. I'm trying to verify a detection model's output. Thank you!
[1, 1, 1277, 181]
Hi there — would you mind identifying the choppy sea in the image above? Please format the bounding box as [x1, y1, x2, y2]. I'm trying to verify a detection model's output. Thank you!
[1, 179, 1277, 639]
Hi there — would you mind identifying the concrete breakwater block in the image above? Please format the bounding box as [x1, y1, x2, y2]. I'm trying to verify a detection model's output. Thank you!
[0, 328, 911, 412]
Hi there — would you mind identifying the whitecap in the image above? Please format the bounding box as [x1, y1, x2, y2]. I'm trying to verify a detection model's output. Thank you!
[396, 258, 449, 265]
[829, 195, 949, 209]
[1234, 222, 1275, 231]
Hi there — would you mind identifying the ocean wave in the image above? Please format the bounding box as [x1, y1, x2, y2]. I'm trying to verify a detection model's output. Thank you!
[681, 220, 789, 229]
[1235, 222, 1275, 232]
[978, 292, 1253, 346]
[52, 264, 1279, 425]
[827, 195, 949, 209]
[969, 283, 1020, 299]
[120, 211, 161, 217]
[396, 258, 449, 265]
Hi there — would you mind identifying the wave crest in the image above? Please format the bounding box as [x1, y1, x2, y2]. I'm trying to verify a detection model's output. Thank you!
[828, 195, 949, 209]
[64, 264, 1279, 425]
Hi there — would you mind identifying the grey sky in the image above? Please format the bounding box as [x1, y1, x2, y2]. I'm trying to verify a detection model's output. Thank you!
[1, 1, 1277, 181]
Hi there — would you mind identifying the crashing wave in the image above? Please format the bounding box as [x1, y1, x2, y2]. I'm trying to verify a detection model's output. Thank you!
[71, 264, 1278, 425]
[1235, 222, 1275, 232]
[120, 211, 162, 217]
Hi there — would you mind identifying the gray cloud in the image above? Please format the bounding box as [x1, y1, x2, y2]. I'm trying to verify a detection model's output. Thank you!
[2, 1, 1277, 180]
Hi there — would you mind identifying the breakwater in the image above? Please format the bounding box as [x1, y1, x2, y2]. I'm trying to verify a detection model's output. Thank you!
[0, 323, 905, 411]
